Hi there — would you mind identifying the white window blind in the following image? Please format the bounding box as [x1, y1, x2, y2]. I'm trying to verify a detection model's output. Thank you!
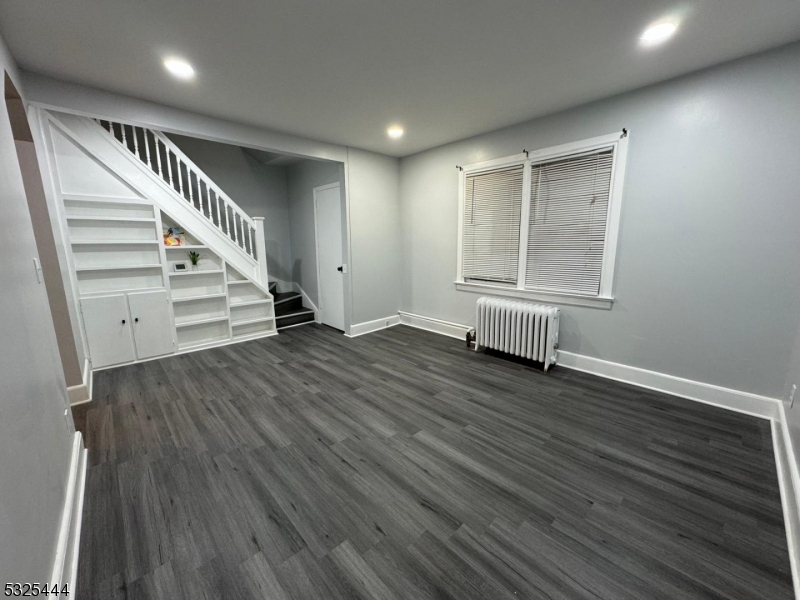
[462, 165, 523, 285]
[525, 149, 614, 295]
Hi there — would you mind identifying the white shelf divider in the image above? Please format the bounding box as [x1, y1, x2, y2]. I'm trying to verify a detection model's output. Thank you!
[75, 264, 162, 272]
[169, 269, 224, 277]
[175, 315, 230, 329]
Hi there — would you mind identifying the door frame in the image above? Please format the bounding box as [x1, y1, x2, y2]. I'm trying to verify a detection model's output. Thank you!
[313, 182, 346, 331]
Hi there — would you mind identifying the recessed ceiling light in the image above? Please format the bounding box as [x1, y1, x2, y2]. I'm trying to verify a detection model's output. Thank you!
[163, 58, 195, 80]
[640, 21, 679, 46]
[387, 126, 404, 139]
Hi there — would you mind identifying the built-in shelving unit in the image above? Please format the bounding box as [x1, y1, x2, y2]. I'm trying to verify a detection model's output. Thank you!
[62, 194, 275, 362]
[65, 198, 165, 295]
[227, 266, 275, 339]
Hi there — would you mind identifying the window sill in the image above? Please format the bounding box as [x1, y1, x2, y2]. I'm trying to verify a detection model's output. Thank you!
[454, 281, 614, 310]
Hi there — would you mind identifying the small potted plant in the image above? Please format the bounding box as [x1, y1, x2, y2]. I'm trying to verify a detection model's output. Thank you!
[188, 250, 202, 271]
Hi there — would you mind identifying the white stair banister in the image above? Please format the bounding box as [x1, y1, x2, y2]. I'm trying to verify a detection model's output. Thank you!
[93, 117, 260, 262]
[253, 217, 269, 286]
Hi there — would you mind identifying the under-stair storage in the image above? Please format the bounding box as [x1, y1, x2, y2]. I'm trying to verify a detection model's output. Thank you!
[42, 109, 277, 371]
[176, 319, 231, 351]
[80, 291, 175, 368]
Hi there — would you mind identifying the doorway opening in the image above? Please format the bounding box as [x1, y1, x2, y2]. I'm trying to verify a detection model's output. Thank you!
[4, 73, 86, 402]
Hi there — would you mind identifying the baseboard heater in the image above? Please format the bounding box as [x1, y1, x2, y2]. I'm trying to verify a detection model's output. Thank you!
[475, 297, 560, 372]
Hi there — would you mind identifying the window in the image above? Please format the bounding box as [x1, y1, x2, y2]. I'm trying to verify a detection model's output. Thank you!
[462, 165, 523, 285]
[456, 132, 628, 308]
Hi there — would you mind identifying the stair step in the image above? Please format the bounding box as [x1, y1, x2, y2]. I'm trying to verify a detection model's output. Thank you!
[274, 292, 303, 316]
[275, 308, 315, 330]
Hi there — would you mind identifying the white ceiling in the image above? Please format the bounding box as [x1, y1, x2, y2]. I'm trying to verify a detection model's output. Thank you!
[1, 0, 799, 157]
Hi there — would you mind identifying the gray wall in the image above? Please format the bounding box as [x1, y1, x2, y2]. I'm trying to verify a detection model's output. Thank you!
[347, 148, 402, 324]
[285, 159, 341, 305]
[0, 34, 74, 582]
[399, 42, 800, 399]
[166, 134, 293, 283]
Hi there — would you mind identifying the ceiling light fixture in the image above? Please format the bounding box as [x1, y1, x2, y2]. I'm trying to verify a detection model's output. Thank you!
[163, 58, 195, 80]
[387, 125, 404, 139]
[640, 21, 679, 46]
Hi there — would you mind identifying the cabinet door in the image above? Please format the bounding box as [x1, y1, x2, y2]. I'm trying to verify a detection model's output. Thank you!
[81, 294, 135, 368]
[128, 290, 175, 360]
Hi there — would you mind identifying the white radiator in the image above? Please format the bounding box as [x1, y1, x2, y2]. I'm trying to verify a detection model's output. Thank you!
[475, 297, 560, 372]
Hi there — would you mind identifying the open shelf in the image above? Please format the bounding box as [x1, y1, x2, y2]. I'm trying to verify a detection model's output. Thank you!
[232, 316, 274, 327]
[66, 216, 156, 223]
[169, 269, 224, 277]
[175, 316, 230, 329]
[75, 264, 162, 272]
[172, 293, 228, 303]
[230, 299, 271, 308]
[165, 244, 207, 250]
[71, 240, 160, 246]
[231, 330, 276, 343]
[176, 318, 230, 350]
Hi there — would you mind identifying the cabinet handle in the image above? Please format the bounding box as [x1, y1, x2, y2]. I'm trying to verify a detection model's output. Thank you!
[122, 319, 126, 324]
[135, 318, 139, 323]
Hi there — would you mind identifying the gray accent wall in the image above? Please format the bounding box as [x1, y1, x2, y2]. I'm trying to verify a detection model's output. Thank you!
[285, 159, 341, 306]
[166, 134, 294, 284]
[0, 34, 74, 582]
[399, 42, 800, 399]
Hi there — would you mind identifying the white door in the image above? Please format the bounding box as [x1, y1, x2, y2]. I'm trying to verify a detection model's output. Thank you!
[128, 290, 175, 360]
[81, 294, 135, 368]
[314, 183, 345, 331]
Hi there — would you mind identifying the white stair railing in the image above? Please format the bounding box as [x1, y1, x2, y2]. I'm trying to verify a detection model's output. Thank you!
[94, 119, 258, 261]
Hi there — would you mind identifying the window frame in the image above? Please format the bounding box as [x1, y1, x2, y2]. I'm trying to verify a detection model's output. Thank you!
[455, 132, 629, 309]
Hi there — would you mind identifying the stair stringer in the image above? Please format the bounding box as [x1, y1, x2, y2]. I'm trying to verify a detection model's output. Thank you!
[44, 110, 271, 296]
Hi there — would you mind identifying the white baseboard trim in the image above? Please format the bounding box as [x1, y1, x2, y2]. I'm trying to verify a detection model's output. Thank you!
[292, 283, 321, 323]
[346, 315, 401, 338]
[557, 350, 782, 420]
[69, 359, 93, 406]
[398, 311, 472, 340]
[50, 432, 87, 591]
[773, 407, 800, 599]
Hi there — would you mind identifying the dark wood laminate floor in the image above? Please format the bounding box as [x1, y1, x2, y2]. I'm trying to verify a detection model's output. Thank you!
[72, 324, 794, 600]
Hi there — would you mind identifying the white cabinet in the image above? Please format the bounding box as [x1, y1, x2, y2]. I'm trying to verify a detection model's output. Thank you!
[81, 295, 135, 368]
[127, 290, 175, 360]
[82, 290, 175, 368]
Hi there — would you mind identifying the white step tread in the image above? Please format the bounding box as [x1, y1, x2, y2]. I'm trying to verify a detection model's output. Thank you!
[164, 244, 207, 250]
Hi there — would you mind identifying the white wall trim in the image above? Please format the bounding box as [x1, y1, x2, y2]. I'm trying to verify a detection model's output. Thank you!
[292, 283, 321, 323]
[346, 315, 401, 338]
[773, 407, 800, 599]
[50, 432, 87, 591]
[67, 383, 90, 406]
[557, 350, 781, 420]
[454, 281, 613, 309]
[398, 311, 472, 340]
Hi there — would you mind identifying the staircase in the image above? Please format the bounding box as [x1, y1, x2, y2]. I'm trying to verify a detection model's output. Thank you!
[269, 282, 316, 329]
[39, 109, 281, 367]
